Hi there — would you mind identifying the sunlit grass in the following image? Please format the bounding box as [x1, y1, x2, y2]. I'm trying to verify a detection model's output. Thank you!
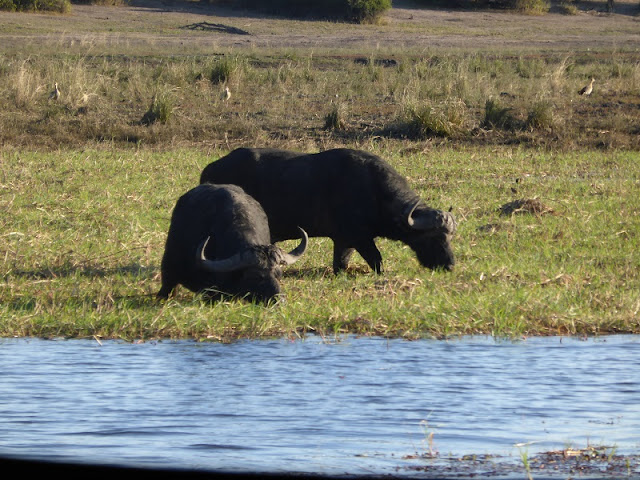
[1, 147, 638, 341]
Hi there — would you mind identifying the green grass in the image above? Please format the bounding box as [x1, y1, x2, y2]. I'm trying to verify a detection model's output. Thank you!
[1, 147, 638, 341]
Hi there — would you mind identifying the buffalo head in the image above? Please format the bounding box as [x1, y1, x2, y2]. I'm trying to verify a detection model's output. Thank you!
[197, 227, 308, 302]
[404, 202, 457, 271]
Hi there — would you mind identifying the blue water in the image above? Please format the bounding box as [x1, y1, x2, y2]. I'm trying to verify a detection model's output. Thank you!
[0, 335, 639, 476]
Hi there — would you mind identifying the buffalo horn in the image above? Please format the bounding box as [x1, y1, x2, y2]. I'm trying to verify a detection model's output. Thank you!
[407, 201, 457, 234]
[280, 227, 308, 265]
[197, 237, 258, 273]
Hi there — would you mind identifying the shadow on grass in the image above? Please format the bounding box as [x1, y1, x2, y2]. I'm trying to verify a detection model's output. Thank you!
[398, 0, 639, 17]
[283, 264, 373, 279]
[283, 266, 332, 280]
[6, 263, 157, 281]
[126, 0, 364, 22]
[4, 291, 158, 314]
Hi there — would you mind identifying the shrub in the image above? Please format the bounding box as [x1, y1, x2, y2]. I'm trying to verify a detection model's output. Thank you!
[514, 0, 550, 14]
[1, 0, 71, 12]
[558, 0, 578, 14]
[324, 105, 346, 131]
[347, 0, 392, 23]
[0, 0, 16, 11]
[209, 59, 232, 85]
[140, 91, 174, 126]
[483, 98, 517, 130]
[209, 56, 240, 85]
[526, 100, 554, 130]
[403, 99, 467, 138]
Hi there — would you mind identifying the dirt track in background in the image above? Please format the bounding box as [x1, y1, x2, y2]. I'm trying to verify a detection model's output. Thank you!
[1, 0, 639, 54]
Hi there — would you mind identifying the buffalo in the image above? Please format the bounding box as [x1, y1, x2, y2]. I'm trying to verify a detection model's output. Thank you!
[157, 183, 307, 303]
[199, 148, 456, 274]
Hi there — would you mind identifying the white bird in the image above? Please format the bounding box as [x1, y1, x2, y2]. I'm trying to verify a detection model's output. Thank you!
[579, 78, 595, 96]
[49, 82, 60, 101]
[221, 86, 231, 101]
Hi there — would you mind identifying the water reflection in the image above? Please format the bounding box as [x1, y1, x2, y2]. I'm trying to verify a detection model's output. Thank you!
[0, 335, 638, 476]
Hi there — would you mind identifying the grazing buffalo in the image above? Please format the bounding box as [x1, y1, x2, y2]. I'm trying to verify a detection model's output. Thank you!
[199, 148, 456, 274]
[157, 183, 307, 303]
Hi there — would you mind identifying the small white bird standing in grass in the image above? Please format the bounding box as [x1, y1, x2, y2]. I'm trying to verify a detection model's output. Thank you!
[49, 82, 60, 101]
[579, 78, 595, 96]
[221, 86, 231, 101]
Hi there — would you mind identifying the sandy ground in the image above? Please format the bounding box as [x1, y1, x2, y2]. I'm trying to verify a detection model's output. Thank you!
[1, 0, 639, 54]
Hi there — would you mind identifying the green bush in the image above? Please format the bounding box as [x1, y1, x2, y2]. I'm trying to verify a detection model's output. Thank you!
[0, 0, 71, 12]
[347, 0, 392, 22]
[0, 0, 16, 11]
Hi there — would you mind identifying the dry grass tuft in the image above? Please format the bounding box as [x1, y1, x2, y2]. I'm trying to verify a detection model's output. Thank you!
[324, 104, 346, 131]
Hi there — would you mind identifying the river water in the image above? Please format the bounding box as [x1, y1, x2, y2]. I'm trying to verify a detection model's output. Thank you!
[0, 335, 639, 478]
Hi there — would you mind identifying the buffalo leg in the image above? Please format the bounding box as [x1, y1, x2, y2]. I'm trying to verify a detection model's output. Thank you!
[157, 276, 178, 299]
[332, 242, 355, 274]
[333, 239, 383, 274]
[355, 239, 383, 274]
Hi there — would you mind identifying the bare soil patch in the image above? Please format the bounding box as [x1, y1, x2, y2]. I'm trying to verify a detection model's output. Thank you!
[499, 198, 555, 216]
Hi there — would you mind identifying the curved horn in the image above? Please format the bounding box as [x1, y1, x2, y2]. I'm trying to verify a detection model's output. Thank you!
[197, 237, 257, 273]
[280, 227, 308, 265]
[407, 201, 457, 234]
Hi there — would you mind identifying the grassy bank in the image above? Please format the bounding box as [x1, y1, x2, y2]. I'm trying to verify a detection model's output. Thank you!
[1, 147, 638, 340]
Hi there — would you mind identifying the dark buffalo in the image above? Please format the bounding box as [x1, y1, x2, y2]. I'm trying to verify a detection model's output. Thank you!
[157, 183, 307, 302]
[199, 148, 456, 274]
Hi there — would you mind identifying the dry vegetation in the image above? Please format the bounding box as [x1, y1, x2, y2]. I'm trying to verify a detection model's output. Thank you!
[1, 49, 639, 151]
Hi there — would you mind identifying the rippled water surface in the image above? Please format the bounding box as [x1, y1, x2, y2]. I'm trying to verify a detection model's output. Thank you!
[1, 335, 639, 477]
